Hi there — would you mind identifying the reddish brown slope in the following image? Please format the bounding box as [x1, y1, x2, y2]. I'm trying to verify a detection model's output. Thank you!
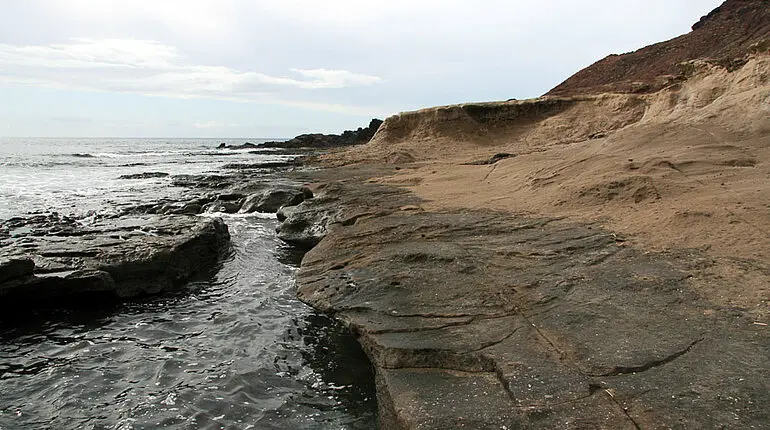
[546, 0, 770, 97]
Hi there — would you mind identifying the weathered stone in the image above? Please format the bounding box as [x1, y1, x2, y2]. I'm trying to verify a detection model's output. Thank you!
[0, 258, 35, 283]
[202, 200, 242, 214]
[286, 170, 769, 429]
[239, 187, 312, 214]
[171, 174, 231, 189]
[221, 160, 299, 170]
[170, 203, 202, 215]
[276, 198, 340, 247]
[0, 215, 230, 300]
[118, 172, 169, 180]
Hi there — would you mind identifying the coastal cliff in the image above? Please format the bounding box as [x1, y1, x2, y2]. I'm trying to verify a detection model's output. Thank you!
[282, 0, 770, 428]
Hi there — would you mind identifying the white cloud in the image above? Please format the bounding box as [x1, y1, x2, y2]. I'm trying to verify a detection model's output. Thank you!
[192, 120, 239, 129]
[290, 69, 384, 88]
[0, 38, 384, 113]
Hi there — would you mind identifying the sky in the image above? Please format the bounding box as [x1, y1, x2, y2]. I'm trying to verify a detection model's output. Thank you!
[0, 0, 724, 138]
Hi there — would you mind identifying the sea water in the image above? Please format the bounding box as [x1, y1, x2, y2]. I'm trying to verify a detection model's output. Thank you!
[0, 138, 376, 429]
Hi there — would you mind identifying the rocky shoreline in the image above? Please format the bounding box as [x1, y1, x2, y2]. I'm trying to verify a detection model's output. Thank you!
[0, 214, 230, 300]
[276, 164, 769, 428]
[0, 148, 319, 305]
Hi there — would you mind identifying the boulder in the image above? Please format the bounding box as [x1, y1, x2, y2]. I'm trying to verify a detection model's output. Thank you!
[202, 200, 242, 214]
[0, 215, 230, 300]
[171, 174, 232, 189]
[0, 258, 35, 283]
[239, 187, 313, 214]
[276, 203, 338, 247]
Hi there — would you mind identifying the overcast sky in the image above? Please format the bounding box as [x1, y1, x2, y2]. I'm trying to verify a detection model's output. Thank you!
[0, 0, 723, 138]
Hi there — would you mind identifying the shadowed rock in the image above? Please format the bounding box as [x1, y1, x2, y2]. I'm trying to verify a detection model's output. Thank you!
[239, 187, 313, 214]
[262, 119, 384, 149]
[0, 258, 35, 283]
[0, 215, 230, 300]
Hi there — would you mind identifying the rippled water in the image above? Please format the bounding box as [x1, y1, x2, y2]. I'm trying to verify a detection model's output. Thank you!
[0, 215, 376, 429]
[0, 137, 292, 220]
[0, 138, 377, 429]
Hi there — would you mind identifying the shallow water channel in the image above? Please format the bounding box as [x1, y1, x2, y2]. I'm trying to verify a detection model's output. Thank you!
[0, 214, 377, 429]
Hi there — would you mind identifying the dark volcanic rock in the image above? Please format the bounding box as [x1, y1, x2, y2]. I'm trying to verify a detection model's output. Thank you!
[282, 167, 769, 429]
[262, 119, 384, 149]
[221, 160, 300, 170]
[202, 200, 242, 214]
[0, 258, 35, 283]
[547, 0, 770, 96]
[118, 172, 169, 180]
[171, 174, 232, 189]
[218, 142, 258, 150]
[276, 180, 413, 247]
[0, 215, 230, 300]
[239, 187, 313, 214]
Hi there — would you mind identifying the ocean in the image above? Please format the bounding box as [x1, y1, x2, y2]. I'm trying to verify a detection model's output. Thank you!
[0, 138, 376, 429]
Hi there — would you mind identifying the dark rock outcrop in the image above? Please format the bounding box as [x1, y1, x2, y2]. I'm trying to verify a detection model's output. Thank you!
[0, 215, 230, 300]
[262, 119, 384, 149]
[118, 172, 169, 180]
[547, 0, 770, 97]
[0, 258, 35, 283]
[221, 160, 300, 170]
[278, 166, 769, 429]
[239, 187, 313, 214]
[171, 174, 232, 189]
[217, 142, 258, 150]
[201, 200, 242, 214]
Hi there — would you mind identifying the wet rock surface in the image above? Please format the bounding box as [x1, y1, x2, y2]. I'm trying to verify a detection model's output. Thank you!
[239, 187, 313, 214]
[0, 149, 321, 306]
[281, 165, 770, 429]
[0, 214, 230, 300]
[118, 172, 169, 180]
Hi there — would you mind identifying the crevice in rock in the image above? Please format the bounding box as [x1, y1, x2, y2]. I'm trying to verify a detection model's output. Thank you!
[336, 212, 376, 227]
[516, 307, 568, 362]
[603, 389, 643, 430]
[482, 163, 500, 182]
[590, 337, 704, 377]
[465, 326, 523, 353]
[363, 319, 477, 335]
[337, 305, 513, 320]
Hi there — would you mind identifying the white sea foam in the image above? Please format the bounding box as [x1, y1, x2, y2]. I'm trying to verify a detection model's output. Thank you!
[0, 137, 277, 220]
